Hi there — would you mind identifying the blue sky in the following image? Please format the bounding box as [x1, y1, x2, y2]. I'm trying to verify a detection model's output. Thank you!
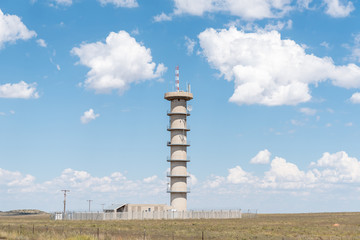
[1, 0, 360, 213]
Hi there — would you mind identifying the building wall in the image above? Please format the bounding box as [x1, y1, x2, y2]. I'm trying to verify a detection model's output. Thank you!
[126, 204, 172, 212]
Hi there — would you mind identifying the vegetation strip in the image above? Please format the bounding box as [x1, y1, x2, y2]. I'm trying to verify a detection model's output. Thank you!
[0, 212, 359, 239]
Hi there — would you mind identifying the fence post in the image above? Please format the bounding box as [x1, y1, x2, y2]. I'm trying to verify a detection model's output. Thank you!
[32, 224, 35, 234]
[143, 228, 146, 240]
[202, 231, 204, 240]
[97, 227, 99, 239]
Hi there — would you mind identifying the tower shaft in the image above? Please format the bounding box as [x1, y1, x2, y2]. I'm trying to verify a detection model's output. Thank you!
[165, 91, 193, 211]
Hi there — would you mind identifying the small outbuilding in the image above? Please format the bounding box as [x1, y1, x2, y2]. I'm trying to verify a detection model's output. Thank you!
[104, 204, 172, 213]
[103, 204, 125, 213]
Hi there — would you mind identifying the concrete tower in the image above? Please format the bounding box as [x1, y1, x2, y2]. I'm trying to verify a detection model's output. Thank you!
[164, 66, 193, 211]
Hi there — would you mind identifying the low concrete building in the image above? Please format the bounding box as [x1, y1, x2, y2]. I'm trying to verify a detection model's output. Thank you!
[104, 204, 172, 213]
[103, 204, 124, 213]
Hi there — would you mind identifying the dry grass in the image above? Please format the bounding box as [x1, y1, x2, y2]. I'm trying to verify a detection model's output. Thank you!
[0, 212, 360, 239]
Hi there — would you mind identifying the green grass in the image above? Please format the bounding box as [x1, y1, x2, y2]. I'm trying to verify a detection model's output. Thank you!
[0, 212, 360, 239]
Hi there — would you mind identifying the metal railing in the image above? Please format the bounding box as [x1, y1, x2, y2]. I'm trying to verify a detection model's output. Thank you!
[167, 110, 190, 116]
[167, 125, 190, 131]
[167, 141, 191, 146]
[167, 156, 191, 162]
[167, 187, 191, 193]
[166, 171, 190, 177]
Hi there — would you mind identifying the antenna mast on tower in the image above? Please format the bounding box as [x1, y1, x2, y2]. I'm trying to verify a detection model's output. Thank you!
[175, 66, 180, 92]
[61, 189, 70, 216]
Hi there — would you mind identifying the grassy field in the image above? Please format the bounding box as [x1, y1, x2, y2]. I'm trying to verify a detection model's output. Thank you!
[0, 212, 360, 239]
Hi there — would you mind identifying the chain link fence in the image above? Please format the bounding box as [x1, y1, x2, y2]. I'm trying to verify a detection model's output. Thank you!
[55, 209, 256, 221]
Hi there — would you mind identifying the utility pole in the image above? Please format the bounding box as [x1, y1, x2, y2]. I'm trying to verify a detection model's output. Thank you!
[61, 190, 70, 218]
[87, 200, 93, 212]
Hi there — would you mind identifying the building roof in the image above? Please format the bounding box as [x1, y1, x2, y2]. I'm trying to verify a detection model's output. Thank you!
[104, 203, 126, 211]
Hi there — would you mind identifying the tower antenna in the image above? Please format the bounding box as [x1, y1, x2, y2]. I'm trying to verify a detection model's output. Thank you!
[175, 66, 179, 92]
[61, 190, 70, 217]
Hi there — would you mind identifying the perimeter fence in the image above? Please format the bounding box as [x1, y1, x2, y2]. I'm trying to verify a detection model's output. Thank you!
[57, 209, 256, 221]
[0, 210, 257, 240]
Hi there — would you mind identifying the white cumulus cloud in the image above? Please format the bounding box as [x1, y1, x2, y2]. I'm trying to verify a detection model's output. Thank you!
[297, 0, 313, 9]
[36, 39, 47, 48]
[158, 0, 354, 22]
[0, 81, 39, 99]
[198, 27, 360, 106]
[262, 157, 317, 189]
[227, 166, 255, 184]
[41, 168, 138, 193]
[350, 33, 360, 62]
[0, 168, 35, 188]
[0, 9, 37, 48]
[350, 92, 360, 103]
[324, 0, 354, 18]
[205, 175, 225, 188]
[227, 20, 292, 32]
[172, 0, 293, 20]
[143, 175, 158, 183]
[189, 173, 198, 186]
[153, 12, 172, 22]
[0, 167, 168, 210]
[80, 109, 100, 124]
[299, 107, 317, 115]
[98, 0, 138, 8]
[71, 31, 166, 94]
[184, 36, 196, 55]
[311, 151, 360, 183]
[250, 149, 271, 164]
[208, 150, 360, 191]
[320, 41, 330, 49]
[264, 20, 293, 31]
[3, 151, 360, 211]
[51, 0, 72, 6]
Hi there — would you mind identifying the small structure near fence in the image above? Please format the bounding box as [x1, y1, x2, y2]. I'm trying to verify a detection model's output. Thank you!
[53, 209, 257, 221]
